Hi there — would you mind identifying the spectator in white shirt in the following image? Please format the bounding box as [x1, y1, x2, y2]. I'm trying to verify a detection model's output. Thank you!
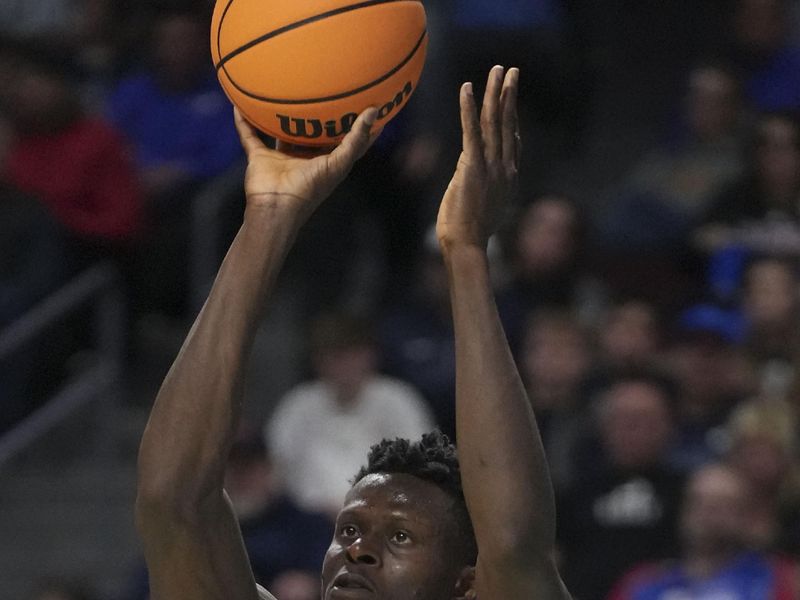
[265, 312, 435, 517]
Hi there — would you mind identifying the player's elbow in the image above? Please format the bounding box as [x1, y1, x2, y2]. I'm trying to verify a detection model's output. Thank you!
[135, 464, 218, 526]
[135, 478, 190, 527]
[135, 482, 223, 539]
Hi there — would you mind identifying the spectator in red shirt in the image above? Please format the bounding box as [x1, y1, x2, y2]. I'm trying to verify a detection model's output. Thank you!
[0, 41, 142, 267]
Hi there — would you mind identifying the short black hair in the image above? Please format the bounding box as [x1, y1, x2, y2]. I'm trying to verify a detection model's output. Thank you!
[353, 431, 478, 565]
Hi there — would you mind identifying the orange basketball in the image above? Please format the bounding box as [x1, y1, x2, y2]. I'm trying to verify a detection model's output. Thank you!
[211, 0, 428, 146]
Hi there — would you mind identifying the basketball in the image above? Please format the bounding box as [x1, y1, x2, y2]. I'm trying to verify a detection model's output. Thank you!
[211, 0, 428, 146]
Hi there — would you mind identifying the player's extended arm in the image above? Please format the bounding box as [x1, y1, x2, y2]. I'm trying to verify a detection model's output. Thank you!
[437, 66, 570, 599]
[135, 107, 379, 600]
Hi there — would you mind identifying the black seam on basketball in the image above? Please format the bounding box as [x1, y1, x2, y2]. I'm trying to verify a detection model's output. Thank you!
[221, 27, 426, 105]
[216, 0, 235, 68]
[215, 0, 421, 70]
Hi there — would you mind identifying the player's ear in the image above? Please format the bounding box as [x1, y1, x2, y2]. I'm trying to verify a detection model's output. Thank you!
[453, 565, 476, 599]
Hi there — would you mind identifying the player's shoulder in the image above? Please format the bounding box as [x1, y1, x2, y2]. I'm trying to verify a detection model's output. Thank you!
[257, 583, 278, 600]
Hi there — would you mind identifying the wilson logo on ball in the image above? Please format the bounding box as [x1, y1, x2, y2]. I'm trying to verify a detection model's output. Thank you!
[276, 81, 413, 139]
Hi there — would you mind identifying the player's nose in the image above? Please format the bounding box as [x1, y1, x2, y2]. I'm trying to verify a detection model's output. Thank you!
[345, 537, 381, 567]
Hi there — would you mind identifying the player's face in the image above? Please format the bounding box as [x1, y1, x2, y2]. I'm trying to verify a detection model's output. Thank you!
[321, 473, 467, 600]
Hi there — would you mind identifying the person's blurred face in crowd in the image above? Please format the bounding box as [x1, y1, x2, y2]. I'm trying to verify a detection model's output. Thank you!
[600, 301, 659, 368]
[680, 465, 752, 555]
[735, 0, 788, 55]
[726, 401, 797, 496]
[743, 258, 797, 329]
[685, 66, 741, 143]
[599, 380, 674, 469]
[522, 312, 591, 410]
[153, 12, 209, 89]
[224, 449, 278, 522]
[515, 195, 579, 278]
[730, 432, 791, 494]
[669, 333, 749, 416]
[0, 54, 75, 133]
[755, 114, 800, 201]
[315, 343, 378, 402]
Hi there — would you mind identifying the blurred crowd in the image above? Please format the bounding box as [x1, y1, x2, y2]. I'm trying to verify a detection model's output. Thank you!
[6, 0, 800, 599]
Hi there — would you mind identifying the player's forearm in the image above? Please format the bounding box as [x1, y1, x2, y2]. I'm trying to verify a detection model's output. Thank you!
[444, 244, 556, 562]
[137, 201, 304, 511]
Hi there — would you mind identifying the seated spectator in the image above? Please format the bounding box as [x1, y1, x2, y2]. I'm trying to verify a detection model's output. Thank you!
[724, 400, 800, 554]
[598, 300, 662, 371]
[226, 430, 332, 595]
[609, 464, 800, 600]
[72, 0, 139, 108]
[0, 40, 143, 268]
[0, 0, 135, 108]
[106, 5, 242, 316]
[741, 256, 800, 396]
[698, 112, 800, 256]
[583, 299, 664, 418]
[726, 0, 800, 113]
[558, 370, 685, 600]
[124, 430, 332, 600]
[615, 62, 745, 227]
[666, 304, 754, 472]
[266, 312, 434, 516]
[497, 193, 598, 343]
[519, 308, 593, 489]
[106, 5, 240, 198]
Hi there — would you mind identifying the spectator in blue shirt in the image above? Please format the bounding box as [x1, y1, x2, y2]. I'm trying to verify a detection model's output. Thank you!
[106, 6, 243, 317]
[609, 464, 800, 600]
[107, 6, 241, 198]
[727, 0, 800, 112]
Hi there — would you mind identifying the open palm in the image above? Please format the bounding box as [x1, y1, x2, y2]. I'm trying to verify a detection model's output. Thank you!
[436, 66, 520, 252]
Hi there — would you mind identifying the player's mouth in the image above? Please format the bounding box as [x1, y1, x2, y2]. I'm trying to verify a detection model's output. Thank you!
[329, 572, 376, 597]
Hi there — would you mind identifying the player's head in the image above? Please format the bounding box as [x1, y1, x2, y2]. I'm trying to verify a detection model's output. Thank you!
[321, 431, 478, 600]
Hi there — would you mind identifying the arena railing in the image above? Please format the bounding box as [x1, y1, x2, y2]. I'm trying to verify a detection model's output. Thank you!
[0, 262, 125, 472]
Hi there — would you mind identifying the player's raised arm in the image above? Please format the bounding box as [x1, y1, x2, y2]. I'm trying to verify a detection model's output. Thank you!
[437, 66, 571, 599]
[135, 108, 378, 600]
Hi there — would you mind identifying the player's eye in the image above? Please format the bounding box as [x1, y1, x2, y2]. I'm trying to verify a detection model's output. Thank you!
[390, 530, 412, 544]
[340, 524, 359, 538]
